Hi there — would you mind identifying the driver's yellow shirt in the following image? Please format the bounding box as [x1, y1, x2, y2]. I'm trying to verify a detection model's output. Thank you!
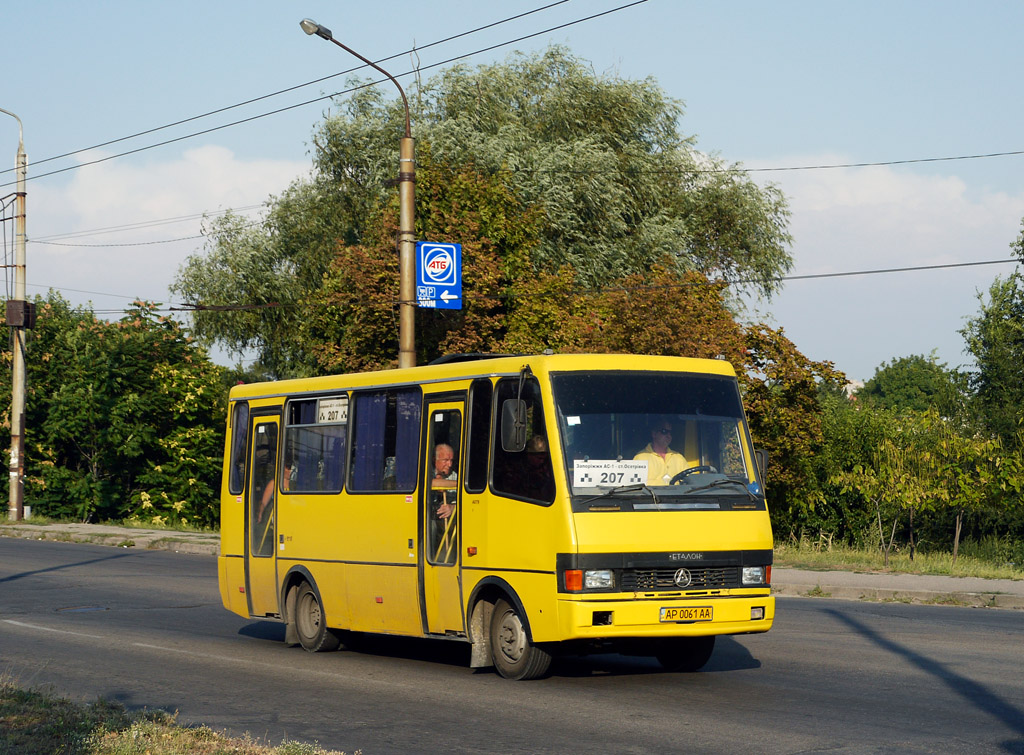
[633, 444, 688, 485]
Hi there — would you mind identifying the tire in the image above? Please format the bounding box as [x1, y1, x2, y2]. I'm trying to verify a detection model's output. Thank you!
[294, 581, 341, 653]
[655, 635, 716, 672]
[489, 598, 552, 680]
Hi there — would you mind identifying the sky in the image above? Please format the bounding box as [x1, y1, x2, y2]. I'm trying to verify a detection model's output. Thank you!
[2, 0, 1023, 382]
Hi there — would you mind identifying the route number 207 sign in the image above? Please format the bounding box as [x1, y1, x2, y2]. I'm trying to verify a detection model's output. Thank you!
[572, 460, 648, 488]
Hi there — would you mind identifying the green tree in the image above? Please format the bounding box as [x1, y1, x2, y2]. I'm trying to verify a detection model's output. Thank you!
[930, 417, 1003, 564]
[859, 353, 964, 417]
[174, 47, 793, 377]
[741, 325, 846, 536]
[300, 149, 535, 372]
[814, 393, 892, 544]
[0, 293, 226, 526]
[833, 412, 940, 567]
[960, 271, 1024, 447]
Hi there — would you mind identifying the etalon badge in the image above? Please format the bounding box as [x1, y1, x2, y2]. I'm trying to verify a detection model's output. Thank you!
[673, 568, 692, 588]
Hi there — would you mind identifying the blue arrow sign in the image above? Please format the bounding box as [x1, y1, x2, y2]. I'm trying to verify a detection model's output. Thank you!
[416, 242, 462, 310]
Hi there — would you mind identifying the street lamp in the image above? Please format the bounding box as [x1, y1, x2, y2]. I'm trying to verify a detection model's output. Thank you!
[300, 18, 416, 369]
[0, 107, 27, 520]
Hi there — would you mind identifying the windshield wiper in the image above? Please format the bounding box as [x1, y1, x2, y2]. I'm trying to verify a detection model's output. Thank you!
[579, 483, 660, 508]
[682, 478, 760, 501]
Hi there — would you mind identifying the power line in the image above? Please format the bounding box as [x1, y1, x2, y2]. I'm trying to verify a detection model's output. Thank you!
[0, 1, 574, 179]
[32, 235, 206, 248]
[2, 0, 643, 189]
[29, 217, 265, 248]
[2, 1, 651, 189]
[20, 254, 1019, 316]
[31, 204, 264, 242]
[738, 150, 1024, 174]
[163, 256, 1021, 314]
[768, 258, 1020, 283]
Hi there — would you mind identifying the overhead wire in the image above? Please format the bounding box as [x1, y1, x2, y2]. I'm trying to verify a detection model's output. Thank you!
[0, 0, 646, 189]
[164, 256, 1021, 314]
[0, 0, 573, 179]
[32, 203, 265, 242]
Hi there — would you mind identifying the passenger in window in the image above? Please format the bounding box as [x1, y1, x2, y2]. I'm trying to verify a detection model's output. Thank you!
[433, 443, 457, 521]
[523, 434, 555, 501]
[634, 418, 688, 485]
[430, 443, 458, 563]
[281, 450, 296, 492]
[253, 440, 277, 556]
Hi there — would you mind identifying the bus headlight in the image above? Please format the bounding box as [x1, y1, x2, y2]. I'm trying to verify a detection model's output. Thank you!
[584, 569, 614, 590]
[742, 566, 767, 586]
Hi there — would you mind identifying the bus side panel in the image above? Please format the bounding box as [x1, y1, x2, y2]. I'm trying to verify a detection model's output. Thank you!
[290, 560, 349, 631]
[462, 491, 575, 644]
[218, 556, 249, 618]
[344, 564, 422, 635]
[218, 411, 246, 616]
[219, 412, 246, 561]
[281, 492, 421, 637]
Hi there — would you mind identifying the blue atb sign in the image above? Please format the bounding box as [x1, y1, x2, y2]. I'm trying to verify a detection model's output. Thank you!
[416, 242, 462, 310]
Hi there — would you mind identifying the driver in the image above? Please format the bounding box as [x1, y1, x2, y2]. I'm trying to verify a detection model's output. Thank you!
[634, 418, 688, 485]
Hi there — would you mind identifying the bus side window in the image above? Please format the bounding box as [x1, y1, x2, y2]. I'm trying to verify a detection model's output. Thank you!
[282, 397, 347, 493]
[491, 378, 554, 503]
[349, 388, 421, 492]
[228, 402, 249, 495]
[465, 379, 492, 493]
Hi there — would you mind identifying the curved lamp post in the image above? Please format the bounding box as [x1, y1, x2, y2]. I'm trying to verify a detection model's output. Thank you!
[0, 107, 26, 520]
[300, 19, 416, 369]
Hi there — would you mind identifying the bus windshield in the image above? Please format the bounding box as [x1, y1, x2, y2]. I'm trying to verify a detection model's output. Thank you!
[551, 371, 760, 500]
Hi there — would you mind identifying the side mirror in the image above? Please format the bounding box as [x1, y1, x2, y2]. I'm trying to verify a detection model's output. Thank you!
[754, 448, 769, 482]
[500, 399, 528, 452]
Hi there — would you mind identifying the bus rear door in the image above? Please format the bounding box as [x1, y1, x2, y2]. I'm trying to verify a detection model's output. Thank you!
[247, 417, 280, 618]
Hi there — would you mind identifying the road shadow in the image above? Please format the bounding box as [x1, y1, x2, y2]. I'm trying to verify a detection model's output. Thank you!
[237, 621, 286, 642]
[553, 636, 760, 678]
[825, 608, 1024, 753]
[0, 551, 136, 584]
[237, 622, 473, 669]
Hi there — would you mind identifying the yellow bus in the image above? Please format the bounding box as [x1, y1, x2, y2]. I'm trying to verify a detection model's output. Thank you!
[218, 353, 774, 680]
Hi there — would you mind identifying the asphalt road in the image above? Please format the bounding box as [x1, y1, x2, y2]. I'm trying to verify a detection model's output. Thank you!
[2, 538, 1023, 754]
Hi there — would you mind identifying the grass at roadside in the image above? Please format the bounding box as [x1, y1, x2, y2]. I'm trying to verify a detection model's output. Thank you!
[0, 677, 351, 755]
[774, 541, 1023, 580]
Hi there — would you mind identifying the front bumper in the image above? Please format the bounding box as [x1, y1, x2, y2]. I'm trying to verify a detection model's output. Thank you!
[555, 592, 774, 640]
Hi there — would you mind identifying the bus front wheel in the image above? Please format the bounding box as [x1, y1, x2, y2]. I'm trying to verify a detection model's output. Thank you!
[655, 635, 716, 672]
[489, 599, 552, 680]
[294, 582, 341, 653]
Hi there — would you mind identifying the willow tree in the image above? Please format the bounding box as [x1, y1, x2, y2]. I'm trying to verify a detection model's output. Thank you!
[173, 46, 792, 377]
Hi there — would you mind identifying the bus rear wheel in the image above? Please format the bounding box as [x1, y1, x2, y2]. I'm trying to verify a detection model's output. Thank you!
[655, 635, 716, 672]
[489, 599, 552, 680]
[294, 582, 341, 653]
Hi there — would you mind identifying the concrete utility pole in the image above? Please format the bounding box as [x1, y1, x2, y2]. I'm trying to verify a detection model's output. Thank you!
[1, 107, 28, 521]
[299, 18, 417, 369]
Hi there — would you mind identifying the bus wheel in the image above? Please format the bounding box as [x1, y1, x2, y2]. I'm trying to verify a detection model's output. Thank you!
[655, 635, 716, 672]
[489, 599, 551, 680]
[294, 582, 341, 653]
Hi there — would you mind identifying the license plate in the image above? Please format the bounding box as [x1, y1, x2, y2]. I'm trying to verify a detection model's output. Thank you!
[660, 606, 713, 622]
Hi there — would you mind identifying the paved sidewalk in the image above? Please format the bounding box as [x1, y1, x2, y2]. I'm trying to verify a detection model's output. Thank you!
[2, 521, 1023, 609]
[773, 566, 1024, 610]
[0, 521, 219, 556]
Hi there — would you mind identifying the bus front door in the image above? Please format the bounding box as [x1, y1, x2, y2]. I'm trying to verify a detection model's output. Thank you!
[246, 417, 280, 618]
[422, 401, 465, 635]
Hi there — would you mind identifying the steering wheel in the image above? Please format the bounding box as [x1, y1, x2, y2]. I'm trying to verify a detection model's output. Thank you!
[669, 465, 715, 484]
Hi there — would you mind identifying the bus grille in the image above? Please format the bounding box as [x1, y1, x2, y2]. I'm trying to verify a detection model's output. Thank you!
[621, 567, 740, 592]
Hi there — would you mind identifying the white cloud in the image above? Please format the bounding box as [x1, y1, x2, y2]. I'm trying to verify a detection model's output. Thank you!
[27, 146, 308, 309]
[747, 155, 1024, 380]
